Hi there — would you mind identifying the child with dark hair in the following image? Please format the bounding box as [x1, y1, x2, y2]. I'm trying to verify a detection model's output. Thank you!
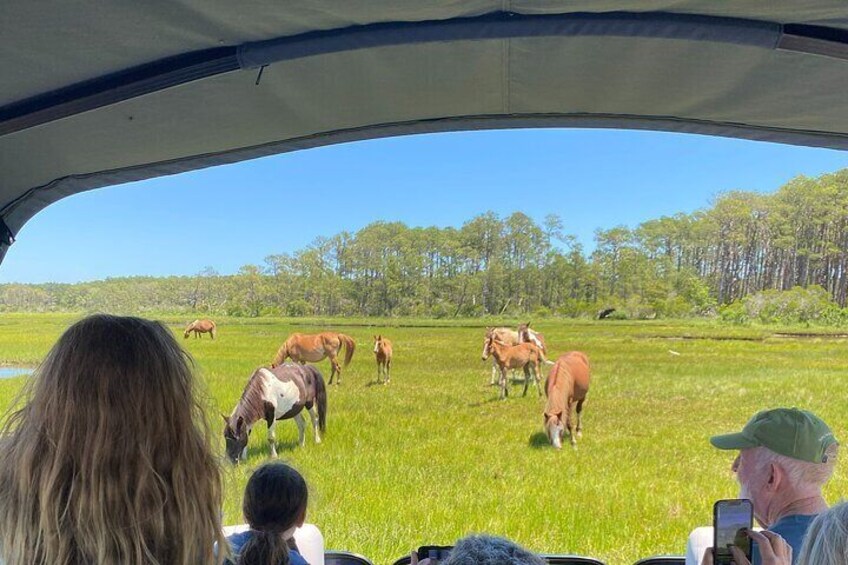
[228, 462, 310, 565]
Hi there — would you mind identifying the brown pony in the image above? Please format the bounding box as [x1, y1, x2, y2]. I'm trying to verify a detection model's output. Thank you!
[483, 327, 521, 385]
[184, 318, 216, 339]
[543, 352, 591, 449]
[273, 332, 355, 384]
[373, 335, 393, 384]
[482, 329, 547, 399]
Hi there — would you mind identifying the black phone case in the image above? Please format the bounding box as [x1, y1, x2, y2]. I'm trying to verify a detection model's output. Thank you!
[713, 499, 753, 565]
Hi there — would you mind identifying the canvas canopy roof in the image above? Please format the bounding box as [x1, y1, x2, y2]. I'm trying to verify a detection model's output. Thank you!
[2, 1, 848, 266]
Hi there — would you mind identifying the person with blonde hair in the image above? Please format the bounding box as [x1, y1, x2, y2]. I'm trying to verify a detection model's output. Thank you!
[0, 314, 227, 564]
[796, 500, 848, 565]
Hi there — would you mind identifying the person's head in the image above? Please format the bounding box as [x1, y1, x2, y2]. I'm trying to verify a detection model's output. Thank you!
[442, 534, 545, 565]
[711, 408, 838, 527]
[238, 462, 308, 565]
[797, 500, 848, 565]
[0, 314, 225, 564]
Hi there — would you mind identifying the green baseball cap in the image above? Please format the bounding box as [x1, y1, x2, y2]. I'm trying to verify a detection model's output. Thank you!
[710, 408, 838, 463]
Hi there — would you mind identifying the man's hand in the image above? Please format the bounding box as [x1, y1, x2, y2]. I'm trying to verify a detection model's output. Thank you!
[700, 530, 791, 565]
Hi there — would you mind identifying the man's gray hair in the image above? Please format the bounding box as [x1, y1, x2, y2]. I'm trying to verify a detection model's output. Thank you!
[443, 534, 545, 565]
[752, 443, 838, 489]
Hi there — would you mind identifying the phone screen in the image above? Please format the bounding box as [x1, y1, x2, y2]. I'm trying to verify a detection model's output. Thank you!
[714, 499, 753, 565]
[417, 545, 452, 562]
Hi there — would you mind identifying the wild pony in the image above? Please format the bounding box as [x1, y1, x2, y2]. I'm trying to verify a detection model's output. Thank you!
[482, 328, 547, 399]
[483, 327, 521, 385]
[543, 352, 591, 449]
[222, 363, 327, 463]
[184, 318, 216, 339]
[272, 331, 355, 384]
[373, 335, 393, 384]
[517, 321, 547, 353]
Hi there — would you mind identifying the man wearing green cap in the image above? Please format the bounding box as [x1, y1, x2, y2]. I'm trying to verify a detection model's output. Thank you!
[710, 407, 839, 564]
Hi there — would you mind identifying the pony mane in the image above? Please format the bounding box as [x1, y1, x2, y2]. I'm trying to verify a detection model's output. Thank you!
[544, 360, 573, 416]
[233, 368, 270, 421]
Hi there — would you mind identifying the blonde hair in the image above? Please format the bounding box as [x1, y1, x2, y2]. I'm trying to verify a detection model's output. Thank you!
[797, 501, 848, 565]
[0, 315, 227, 564]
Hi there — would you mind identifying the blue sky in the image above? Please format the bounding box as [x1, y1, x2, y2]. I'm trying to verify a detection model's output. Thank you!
[2, 128, 848, 284]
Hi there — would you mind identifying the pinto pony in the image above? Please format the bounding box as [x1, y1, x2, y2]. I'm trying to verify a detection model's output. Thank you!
[184, 318, 216, 339]
[373, 335, 393, 384]
[272, 331, 355, 384]
[482, 329, 547, 399]
[222, 363, 327, 463]
[517, 322, 547, 354]
[543, 352, 591, 449]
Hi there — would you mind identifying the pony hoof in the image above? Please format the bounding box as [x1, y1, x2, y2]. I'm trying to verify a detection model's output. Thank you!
[577, 431, 583, 438]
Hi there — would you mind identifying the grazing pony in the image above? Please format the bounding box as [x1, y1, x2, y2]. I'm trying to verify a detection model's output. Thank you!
[482, 329, 547, 399]
[222, 363, 327, 462]
[184, 318, 216, 339]
[272, 331, 355, 384]
[543, 352, 591, 449]
[483, 327, 521, 385]
[373, 335, 393, 384]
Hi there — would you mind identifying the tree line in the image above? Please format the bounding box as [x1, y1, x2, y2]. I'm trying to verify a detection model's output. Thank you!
[3, 169, 848, 320]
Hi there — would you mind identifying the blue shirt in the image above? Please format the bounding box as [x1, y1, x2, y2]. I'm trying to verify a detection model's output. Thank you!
[753, 514, 816, 565]
[226, 530, 310, 565]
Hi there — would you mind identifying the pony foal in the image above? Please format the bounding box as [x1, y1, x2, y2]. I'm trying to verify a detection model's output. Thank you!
[482, 328, 547, 399]
[373, 335, 393, 384]
[482, 327, 521, 385]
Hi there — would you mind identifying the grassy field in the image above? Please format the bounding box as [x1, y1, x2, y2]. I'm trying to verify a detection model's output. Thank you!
[1, 313, 846, 565]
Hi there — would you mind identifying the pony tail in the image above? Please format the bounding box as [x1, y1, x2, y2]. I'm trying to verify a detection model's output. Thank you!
[272, 342, 287, 367]
[237, 529, 290, 565]
[340, 334, 355, 367]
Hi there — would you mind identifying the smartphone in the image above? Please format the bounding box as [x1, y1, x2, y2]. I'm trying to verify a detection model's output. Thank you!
[417, 545, 452, 563]
[713, 499, 753, 565]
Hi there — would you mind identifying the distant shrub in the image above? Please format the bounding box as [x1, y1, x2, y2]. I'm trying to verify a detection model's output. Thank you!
[286, 299, 312, 317]
[430, 302, 452, 319]
[532, 306, 551, 318]
[604, 309, 629, 320]
[722, 285, 845, 325]
[719, 301, 749, 324]
[556, 299, 597, 318]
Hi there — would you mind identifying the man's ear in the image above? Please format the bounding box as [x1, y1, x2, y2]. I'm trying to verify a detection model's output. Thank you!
[767, 462, 782, 490]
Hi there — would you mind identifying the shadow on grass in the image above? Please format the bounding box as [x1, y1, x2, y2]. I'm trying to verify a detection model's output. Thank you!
[364, 380, 390, 388]
[467, 396, 507, 407]
[244, 439, 303, 462]
[528, 432, 551, 449]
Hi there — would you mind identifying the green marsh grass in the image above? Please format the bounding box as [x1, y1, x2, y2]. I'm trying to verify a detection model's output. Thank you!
[0, 314, 846, 564]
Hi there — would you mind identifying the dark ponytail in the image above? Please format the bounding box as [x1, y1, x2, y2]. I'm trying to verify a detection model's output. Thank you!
[238, 529, 291, 565]
[236, 463, 308, 565]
